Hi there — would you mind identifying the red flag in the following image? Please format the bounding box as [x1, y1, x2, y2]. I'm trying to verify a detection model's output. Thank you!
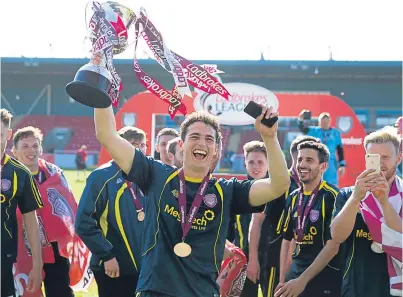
[14, 160, 93, 297]
[217, 246, 247, 297]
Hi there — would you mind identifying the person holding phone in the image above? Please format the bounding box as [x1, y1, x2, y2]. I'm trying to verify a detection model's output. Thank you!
[298, 110, 346, 187]
[331, 126, 402, 297]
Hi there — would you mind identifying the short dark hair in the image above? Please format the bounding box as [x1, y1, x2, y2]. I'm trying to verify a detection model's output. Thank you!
[157, 128, 179, 143]
[167, 137, 181, 155]
[180, 111, 222, 143]
[290, 135, 321, 154]
[1, 108, 13, 128]
[118, 126, 146, 142]
[243, 141, 267, 158]
[13, 126, 43, 147]
[297, 141, 330, 163]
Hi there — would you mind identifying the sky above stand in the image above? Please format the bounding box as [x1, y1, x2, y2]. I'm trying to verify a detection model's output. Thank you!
[1, 0, 402, 60]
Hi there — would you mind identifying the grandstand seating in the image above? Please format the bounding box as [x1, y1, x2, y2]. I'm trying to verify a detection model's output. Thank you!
[9, 115, 100, 152]
[220, 126, 231, 155]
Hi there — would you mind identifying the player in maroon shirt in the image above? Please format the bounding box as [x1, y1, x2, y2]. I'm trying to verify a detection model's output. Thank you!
[76, 144, 88, 181]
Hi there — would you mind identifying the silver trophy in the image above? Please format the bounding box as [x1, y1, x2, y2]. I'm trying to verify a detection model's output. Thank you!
[66, 1, 138, 108]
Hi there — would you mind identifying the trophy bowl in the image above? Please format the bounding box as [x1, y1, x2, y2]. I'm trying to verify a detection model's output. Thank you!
[65, 63, 114, 108]
[66, 1, 137, 108]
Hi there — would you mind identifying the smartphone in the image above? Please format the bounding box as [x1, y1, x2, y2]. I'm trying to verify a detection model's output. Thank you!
[365, 154, 380, 175]
[303, 110, 312, 120]
[243, 101, 279, 128]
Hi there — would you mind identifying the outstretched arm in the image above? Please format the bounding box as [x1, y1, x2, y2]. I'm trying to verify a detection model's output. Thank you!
[249, 108, 290, 206]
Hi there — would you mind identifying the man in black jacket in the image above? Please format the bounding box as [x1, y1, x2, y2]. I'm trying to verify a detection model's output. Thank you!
[76, 126, 147, 297]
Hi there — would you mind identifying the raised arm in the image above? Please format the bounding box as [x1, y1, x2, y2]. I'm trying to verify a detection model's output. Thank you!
[249, 108, 290, 206]
[94, 106, 136, 174]
[331, 170, 377, 243]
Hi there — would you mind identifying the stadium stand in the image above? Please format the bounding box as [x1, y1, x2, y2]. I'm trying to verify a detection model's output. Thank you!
[8, 115, 100, 152]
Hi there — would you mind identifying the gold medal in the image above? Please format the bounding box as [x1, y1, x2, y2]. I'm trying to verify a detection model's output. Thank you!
[174, 242, 192, 257]
[137, 211, 145, 222]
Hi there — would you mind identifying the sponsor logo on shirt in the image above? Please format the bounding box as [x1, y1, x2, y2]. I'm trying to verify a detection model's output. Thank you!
[164, 204, 215, 231]
[295, 226, 318, 244]
[356, 229, 372, 240]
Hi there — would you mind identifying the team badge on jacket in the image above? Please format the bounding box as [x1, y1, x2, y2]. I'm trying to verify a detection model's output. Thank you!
[203, 194, 217, 208]
[1, 179, 11, 191]
[310, 209, 320, 223]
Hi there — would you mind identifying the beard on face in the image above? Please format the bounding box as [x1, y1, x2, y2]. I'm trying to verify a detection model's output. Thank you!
[299, 166, 321, 184]
[382, 165, 397, 181]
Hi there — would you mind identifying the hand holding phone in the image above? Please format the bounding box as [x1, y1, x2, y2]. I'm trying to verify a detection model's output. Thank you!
[365, 154, 380, 175]
[243, 101, 278, 128]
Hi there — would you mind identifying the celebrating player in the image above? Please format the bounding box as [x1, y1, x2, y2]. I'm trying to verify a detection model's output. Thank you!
[76, 126, 147, 297]
[230, 141, 269, 297]
[12, 126, 77, 297]
[331, 126, 402, 297]
[276, 141, 341, 297]
[1, 109, 43, 297]
[248, 135, 319, 297]
[93, 103, 290, 297]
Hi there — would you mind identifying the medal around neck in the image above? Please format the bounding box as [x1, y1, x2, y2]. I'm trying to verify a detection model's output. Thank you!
[174, 170, 210, 258]
[174, 242, 192, 257]
[137, 210, 145, 222]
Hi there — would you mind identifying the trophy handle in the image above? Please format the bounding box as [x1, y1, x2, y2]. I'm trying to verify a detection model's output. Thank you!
[135, 7, 149, 42]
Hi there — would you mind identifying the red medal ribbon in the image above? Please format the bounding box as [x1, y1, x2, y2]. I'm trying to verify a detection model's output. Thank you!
[296, 182, 321, 242]
[177, 169, 210, 241]
[125, 181, 144, 212]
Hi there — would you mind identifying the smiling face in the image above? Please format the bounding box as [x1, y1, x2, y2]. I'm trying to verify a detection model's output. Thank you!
[13, 135, 42, 169]
[245, 151, 268, 179]
[180, 122, 218, 174]
[296, 148, 327, 185]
